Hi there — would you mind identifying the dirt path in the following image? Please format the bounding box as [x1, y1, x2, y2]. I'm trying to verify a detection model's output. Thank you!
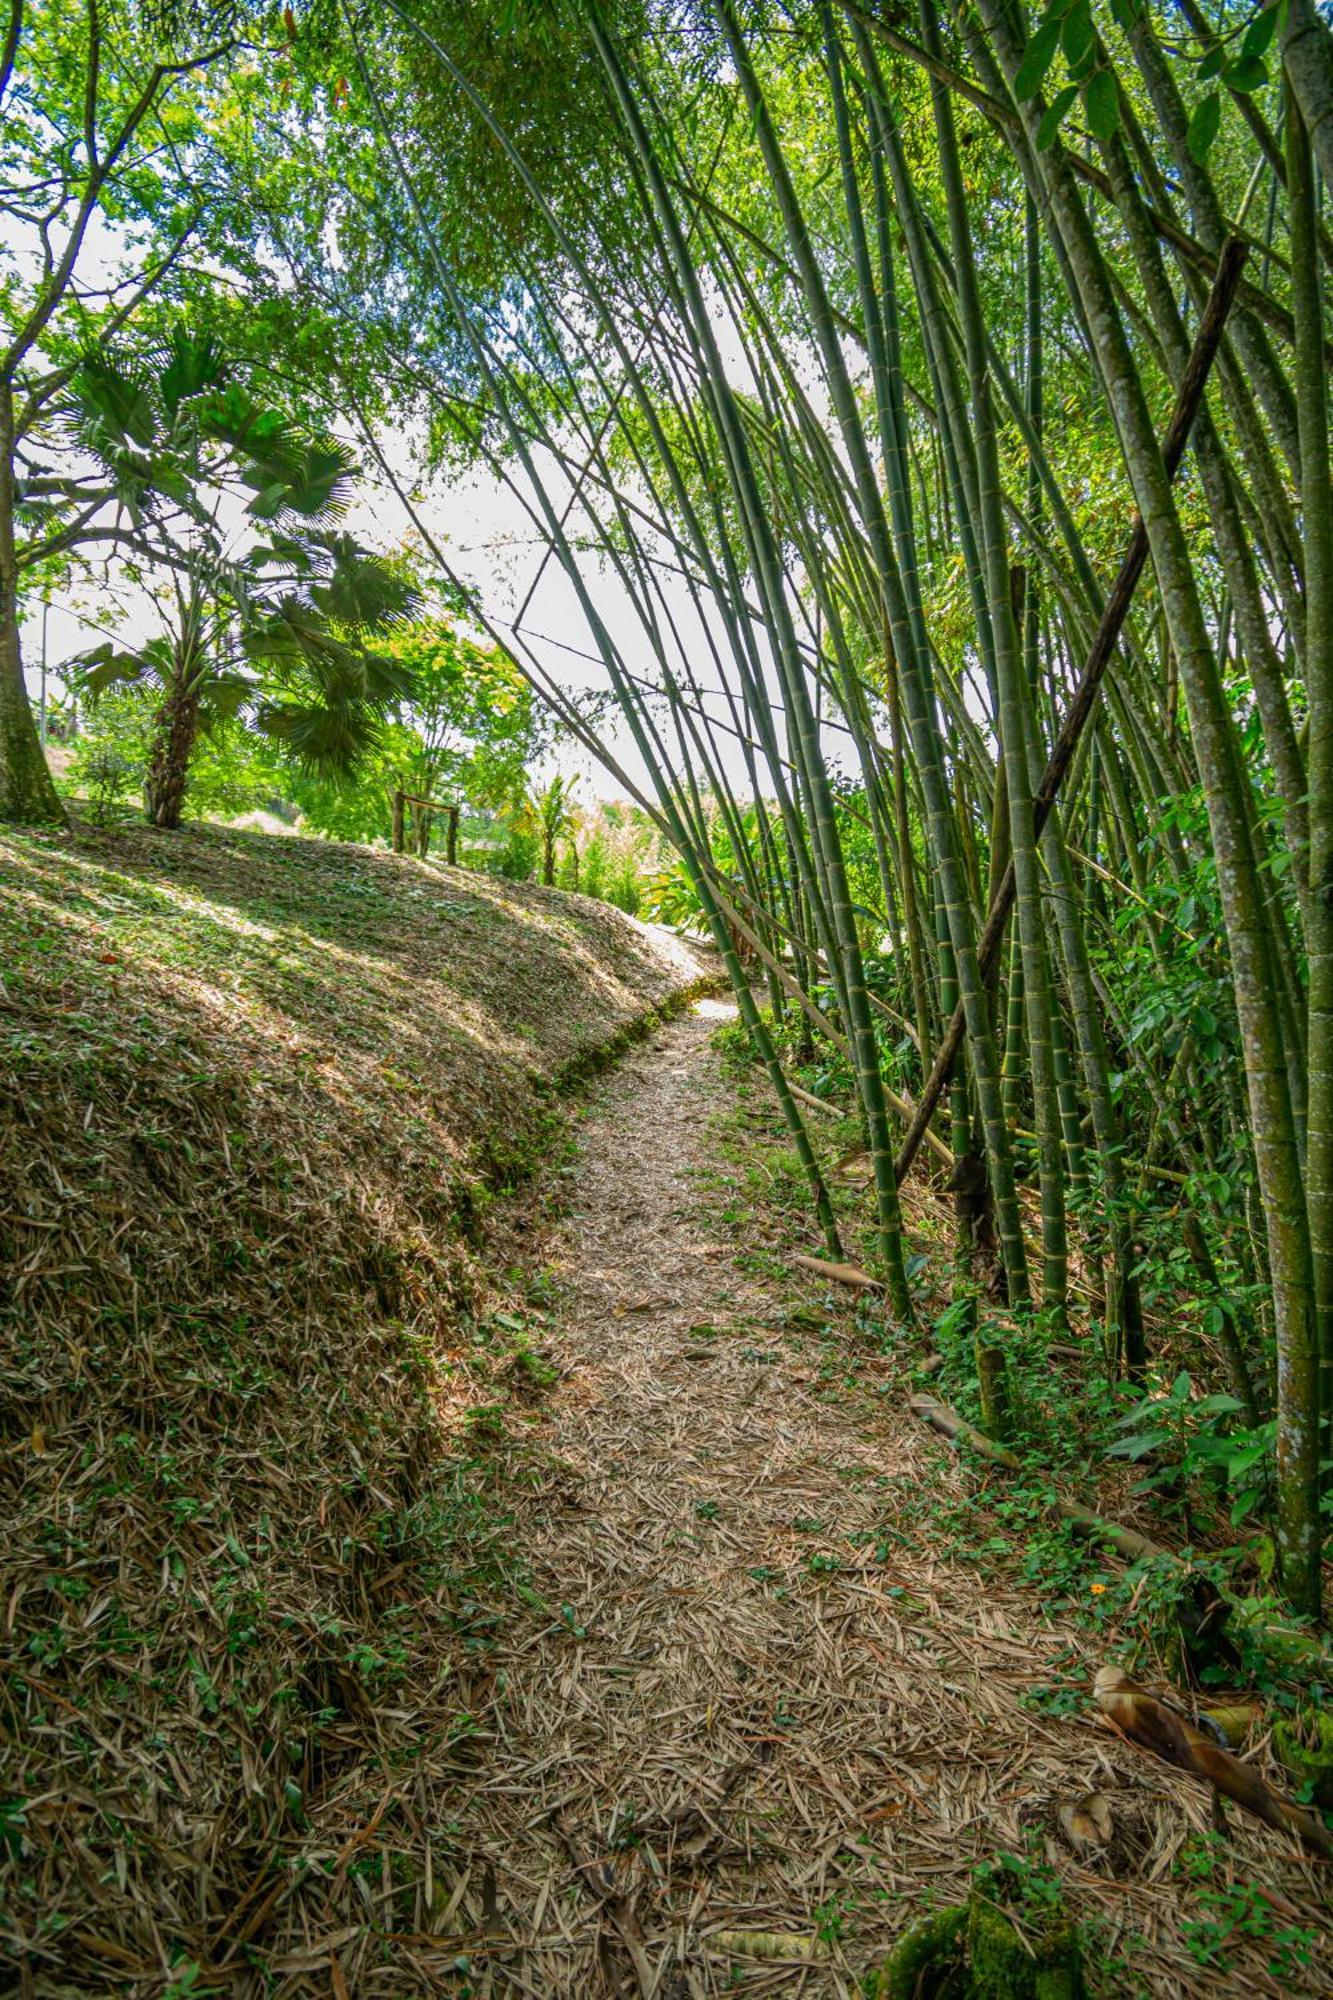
[442, 1002, 1328, 1999]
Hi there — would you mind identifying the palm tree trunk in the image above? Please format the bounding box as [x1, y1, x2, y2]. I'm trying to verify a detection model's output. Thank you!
[143, 675, 202, 830]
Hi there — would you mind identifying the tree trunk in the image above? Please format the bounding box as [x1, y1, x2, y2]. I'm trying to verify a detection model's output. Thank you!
[1288, 85, 1333, 1486]
[975, 0, 1321, 1616]
[143, 678, 201, 829]
[0, 385, 64, 825]
[1283, 0, 1333, 194]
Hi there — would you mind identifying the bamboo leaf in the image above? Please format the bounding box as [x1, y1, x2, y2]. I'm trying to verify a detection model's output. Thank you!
[1083, 68, 1120, 140]
[1015, 18, 1063, 100]
[1187, 91, 1222, 159]
[1038, 85, 1079, 149]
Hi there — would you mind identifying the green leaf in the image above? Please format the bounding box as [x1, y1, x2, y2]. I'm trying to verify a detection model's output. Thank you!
[1061, 0, 1094, 66]
[1241, 6, 1279, 61]
[247, 481, 292, 519]
[160, 328, 226, 415]
[1107, 1432, 1165, 1461]
[1067, 38, 1098, 82]
[1038, 82, 1079, 148]
[1196, 45, 1225, 82]
[1187, 91, 1222, 160]
[70, 643, 151, 694]
[1108, 0, 1141, 29]
[76, 356, 157, 449]
[1084, 67, 1120, 139]
[1223, 54, 1268, 92]
[1015, 18, 1062, 99]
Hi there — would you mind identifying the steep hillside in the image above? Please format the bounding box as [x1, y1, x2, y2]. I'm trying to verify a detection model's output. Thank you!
[0, 819, 711, 1995]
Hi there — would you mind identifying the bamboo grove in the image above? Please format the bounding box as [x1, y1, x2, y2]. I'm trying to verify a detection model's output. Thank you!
[319, 0, 1333, 1617]
[12, 0, 1331, 1615]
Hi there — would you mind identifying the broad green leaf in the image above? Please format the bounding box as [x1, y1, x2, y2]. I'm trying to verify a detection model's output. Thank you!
[1242, 6, 1279, 60]
[1187, 91, 1222, 159]
[1196, 46, 1225, 81]
[1015, 19, 1063, 99]
[1067, 38, 1098, 82]
[1061, 0, 1094, 67]
[1038, 84, 1079, 148]
[1084, 67, 1120, 139]
[1107, 1432, 1165, 1460]
[1224, 54, 1268, 92]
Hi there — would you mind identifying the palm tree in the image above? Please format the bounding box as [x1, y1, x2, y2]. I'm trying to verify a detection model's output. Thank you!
[69, 328, 416, 828]
[520, 774, 579, 887]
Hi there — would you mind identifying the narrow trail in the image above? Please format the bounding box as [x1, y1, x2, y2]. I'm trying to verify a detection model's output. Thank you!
[444, 1001, 1326, 1999]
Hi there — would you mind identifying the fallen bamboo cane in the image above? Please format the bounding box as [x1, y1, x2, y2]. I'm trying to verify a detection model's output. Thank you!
[911, 1392, 1171, 1563]
[1095, 1666, 1333, 1861]
[792, 1252, 881, 1290]
[910, 1391, 1332, 1667]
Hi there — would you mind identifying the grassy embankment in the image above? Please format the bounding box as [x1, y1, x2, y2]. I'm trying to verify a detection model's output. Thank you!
[0, 818, 709, 1994]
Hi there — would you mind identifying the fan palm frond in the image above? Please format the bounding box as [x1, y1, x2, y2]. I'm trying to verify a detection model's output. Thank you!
[198, 672, 254, 725]
[255, 698, 379, 778]
[74, 355, 158, 450]
[309, 533, 419, 631]
[159, 326, 228, 415]
[68, 637, 175, 695]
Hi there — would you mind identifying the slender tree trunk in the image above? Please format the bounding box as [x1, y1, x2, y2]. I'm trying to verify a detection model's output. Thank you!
[976, 0, 1320, 1614]
[1288, 84, 1333, 1474]
[0, 384, 64, 825]
[1283, 0, 1333, 193]
[924, 5, 1066, 1316]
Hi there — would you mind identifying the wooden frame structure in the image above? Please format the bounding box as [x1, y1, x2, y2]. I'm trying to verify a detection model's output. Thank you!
[391, 789, 461, 865]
